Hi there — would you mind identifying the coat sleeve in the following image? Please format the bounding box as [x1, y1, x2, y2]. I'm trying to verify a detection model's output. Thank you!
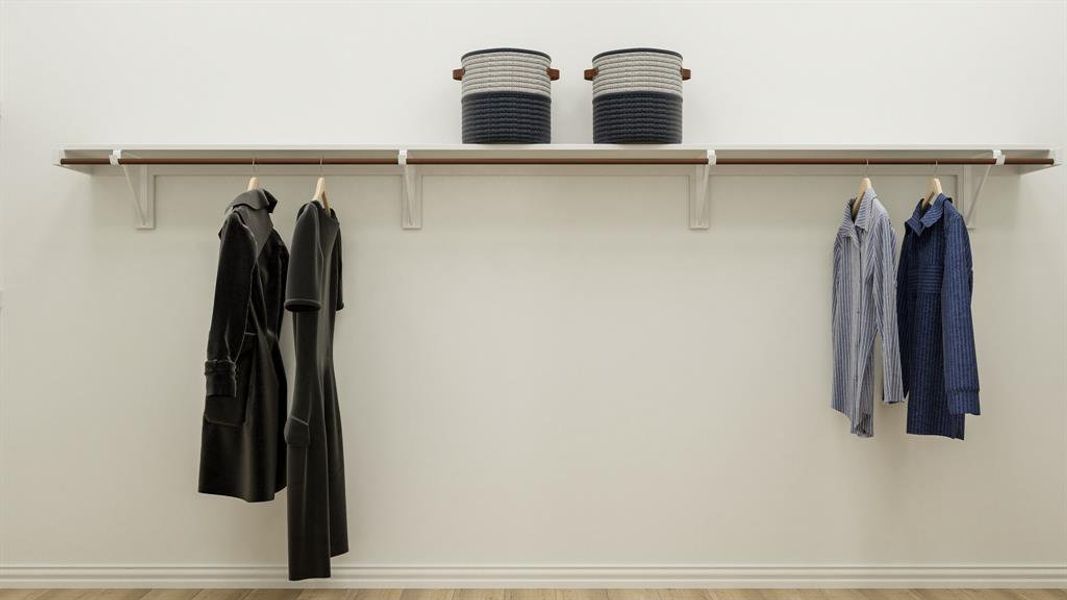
[874, 221, 904, 404]
[282, 206, 322, 448]
[942, 214, 980, 415]
[896, 232, 912, 399]
[334, 232, 344, 311]
[285, 206, 323, 312]
[204, 212, 257, 420]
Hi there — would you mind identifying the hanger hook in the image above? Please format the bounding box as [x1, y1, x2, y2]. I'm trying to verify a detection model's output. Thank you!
[933, 159, 939, 178]
[864, 159, 869, 177]
[251, 155, 256, 175]
[320, 155, 325, 176]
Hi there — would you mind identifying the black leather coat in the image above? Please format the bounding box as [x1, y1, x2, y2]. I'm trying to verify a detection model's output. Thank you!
[199, 189, 289, 502]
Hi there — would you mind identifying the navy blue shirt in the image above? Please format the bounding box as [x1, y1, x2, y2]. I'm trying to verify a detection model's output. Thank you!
[896, 194, 980, 439]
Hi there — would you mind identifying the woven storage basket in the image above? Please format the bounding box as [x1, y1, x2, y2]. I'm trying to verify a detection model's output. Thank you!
[585, 48, 689, 143]
[455, 48, 558, 143]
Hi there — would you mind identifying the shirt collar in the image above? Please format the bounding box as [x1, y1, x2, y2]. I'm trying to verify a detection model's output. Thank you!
[229, 188, 278, 213]
[905, 193, 948, 235]
[838, 187, 877, 242]
[852, 187, 876, 231]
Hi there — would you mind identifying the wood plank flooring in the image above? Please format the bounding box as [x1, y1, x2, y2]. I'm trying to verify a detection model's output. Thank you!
[0, 590, 1063, 600]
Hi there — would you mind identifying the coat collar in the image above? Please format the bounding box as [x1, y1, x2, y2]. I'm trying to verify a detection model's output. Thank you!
[906, 193, 949, 235]
[838, 187, 877, 242]
[229, 188, 278, 213]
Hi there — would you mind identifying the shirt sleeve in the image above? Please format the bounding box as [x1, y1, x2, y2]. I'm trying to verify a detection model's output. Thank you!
[874, 220, 904, 405]
[896, 232, 913, 399]
[204, 212, 256, 412]
[285, 205, 323, 312]
[831, 240, 841, 324]
[942, 213, 980, 415]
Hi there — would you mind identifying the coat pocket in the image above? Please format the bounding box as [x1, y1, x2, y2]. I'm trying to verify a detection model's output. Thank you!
[286, 416, 310, 486]
[204, 395, 245, 427]
[284, 415, 311, 447]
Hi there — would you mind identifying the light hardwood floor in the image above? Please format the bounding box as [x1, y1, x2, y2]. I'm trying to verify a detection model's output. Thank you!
[0, 590, 1064, 600]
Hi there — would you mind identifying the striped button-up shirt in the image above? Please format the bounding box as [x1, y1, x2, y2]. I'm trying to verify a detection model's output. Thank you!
[832, 188, 904, 436]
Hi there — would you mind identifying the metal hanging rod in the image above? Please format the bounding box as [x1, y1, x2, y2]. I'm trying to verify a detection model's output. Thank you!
[58, 156, 1056, 166]
[407, 157, 1055, 166]
[58, 157, 399, 166]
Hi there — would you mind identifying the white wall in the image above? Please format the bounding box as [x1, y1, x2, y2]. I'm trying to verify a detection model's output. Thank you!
[1, 0, 1065, 588]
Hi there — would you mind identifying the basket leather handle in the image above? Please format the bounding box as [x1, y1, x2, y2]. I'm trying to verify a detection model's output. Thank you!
[585, 66, 692, 81]
[455, 66, 560, 81]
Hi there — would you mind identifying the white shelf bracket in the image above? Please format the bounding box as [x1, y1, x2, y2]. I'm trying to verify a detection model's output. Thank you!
[688, 149, 714, 230]
[962, 149, 1002, 229]
[112, 149, 155, 230]
[399, 149, 422, 230]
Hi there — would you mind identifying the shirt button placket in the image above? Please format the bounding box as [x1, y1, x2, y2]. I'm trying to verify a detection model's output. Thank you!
[851, 250, 862, 398]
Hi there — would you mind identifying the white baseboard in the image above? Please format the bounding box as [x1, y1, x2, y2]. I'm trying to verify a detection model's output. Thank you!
[1, 564, 1065, 588]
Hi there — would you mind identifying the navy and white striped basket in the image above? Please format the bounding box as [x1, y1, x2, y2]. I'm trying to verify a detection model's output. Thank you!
[454, 48, 558, 144]
[585, 48, 689, 143]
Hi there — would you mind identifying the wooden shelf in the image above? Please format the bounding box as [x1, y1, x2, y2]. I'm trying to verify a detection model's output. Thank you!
[57, 144, 1060, 171]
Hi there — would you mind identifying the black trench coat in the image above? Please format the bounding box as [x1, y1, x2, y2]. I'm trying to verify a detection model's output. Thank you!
[284, 201, 348, 580]
[199, 189, 289, 502]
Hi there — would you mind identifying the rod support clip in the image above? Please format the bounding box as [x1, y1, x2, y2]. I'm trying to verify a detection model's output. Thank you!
[688, 149, 715, 230]
[112, 148, 155, 229]
[961, 148, 1002, 229]
[399, 149, 422, 229]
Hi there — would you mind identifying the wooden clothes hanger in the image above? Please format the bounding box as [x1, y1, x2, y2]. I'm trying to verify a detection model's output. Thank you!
[924, 160, 943, 207]
[313, 177, 329, 210]
[852, 160, 871, 219]
[247, 156, 259, 191]
[313, 157, 330, 211]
